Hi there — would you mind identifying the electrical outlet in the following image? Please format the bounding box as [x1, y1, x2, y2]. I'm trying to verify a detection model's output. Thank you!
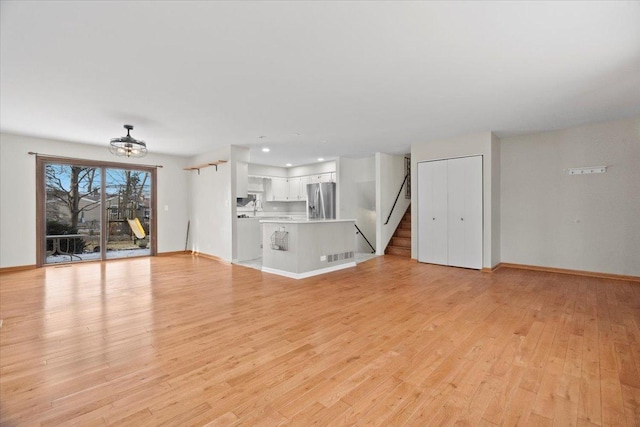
[320, 255, 326, 261]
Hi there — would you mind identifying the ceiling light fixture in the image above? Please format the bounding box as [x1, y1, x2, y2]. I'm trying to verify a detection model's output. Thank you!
[286, 163, 292, 167]
[262, 147, 270, 152]
[109, 124, 147, 158]
[317, 158, 324, 162]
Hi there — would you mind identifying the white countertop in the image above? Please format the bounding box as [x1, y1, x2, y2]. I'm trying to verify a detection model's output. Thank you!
[259, 218, 355, 224]
[238, 215, 307, 221]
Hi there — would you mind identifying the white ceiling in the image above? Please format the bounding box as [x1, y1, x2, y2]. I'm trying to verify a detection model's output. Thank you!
[1, 1, 639, 167]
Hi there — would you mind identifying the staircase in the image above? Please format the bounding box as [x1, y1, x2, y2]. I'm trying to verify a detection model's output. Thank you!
[385, 206, 411, 257]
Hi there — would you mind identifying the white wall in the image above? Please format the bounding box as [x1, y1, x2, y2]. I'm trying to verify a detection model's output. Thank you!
[501, 117, 640, 276]
[411, 132, 498, 268]
[187, 146, 232, 261]
[230, 146, 250, 260]
[491, 133, 501, 267]
[338, 156, 376, 253]
[248, 163, 288, 178]
[262, 201, 306, 215]
[376, 153, 410, 255]
[0, 133, 189, 268]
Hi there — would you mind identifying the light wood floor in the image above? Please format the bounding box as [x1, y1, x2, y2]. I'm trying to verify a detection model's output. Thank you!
[1, 255, 639, 426]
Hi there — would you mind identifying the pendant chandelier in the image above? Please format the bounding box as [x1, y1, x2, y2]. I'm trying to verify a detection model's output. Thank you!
[109, 124, 147, 158]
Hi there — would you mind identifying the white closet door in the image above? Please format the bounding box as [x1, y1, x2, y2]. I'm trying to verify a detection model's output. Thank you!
[463, 156, 483, 269]
[418, 160, 448, 265]
[447, 157, 466, 268]
[447, 156, 483, 269]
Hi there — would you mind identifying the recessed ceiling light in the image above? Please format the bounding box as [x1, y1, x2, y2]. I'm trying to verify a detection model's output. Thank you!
[262, 147, 270, 152]
[317, 158, 324, 162]
[286, 163, 292, 167]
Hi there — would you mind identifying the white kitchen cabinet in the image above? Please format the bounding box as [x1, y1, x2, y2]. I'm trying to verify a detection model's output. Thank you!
[417, 156, 482, 269]
[248, 176, 264, 192]
[288, 177, 304, 201]
[309, 173, 333, 184]
[267, 177, 289, 201]
[299, 176, 310, 201]
[263, 172, 334, 202]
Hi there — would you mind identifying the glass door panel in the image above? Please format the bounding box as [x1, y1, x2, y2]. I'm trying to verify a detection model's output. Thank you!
[44, 163, 101, 264]
[104, 168, 151, 259]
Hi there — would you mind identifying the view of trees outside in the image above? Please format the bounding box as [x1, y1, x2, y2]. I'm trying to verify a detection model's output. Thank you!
[45, 163, 151, 263]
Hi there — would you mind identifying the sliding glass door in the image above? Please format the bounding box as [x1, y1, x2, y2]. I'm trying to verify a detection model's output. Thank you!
[44, 163, 103, 263]
[104, 168, 151, 259]
[37, 157, 156, 266]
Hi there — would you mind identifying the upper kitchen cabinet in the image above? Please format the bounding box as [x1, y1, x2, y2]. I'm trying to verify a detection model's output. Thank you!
[309, 172, 335, 184]
[248, 177, 264, 192]
[266, 177, 289, 201]
[254, 163, 336, 202]
[288, 177, 306, 201]
[299, 176, 310, 201]
[265, 177, 309, 201]
[236, 161, 248, 198]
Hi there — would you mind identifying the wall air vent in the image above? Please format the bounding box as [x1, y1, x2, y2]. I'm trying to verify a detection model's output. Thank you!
[327, 251, 354, 262]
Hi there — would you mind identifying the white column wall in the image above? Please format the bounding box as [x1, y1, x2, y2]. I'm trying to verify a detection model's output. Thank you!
[375, 153, 410, 255]
[491, 133, 501, 267]
[337, 156, 376, 253]
[186, 146, 232, 261]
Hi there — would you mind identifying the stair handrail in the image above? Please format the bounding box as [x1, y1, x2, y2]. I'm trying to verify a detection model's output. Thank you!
[384, 172, 410, 225]
[354, 224, 376, 254]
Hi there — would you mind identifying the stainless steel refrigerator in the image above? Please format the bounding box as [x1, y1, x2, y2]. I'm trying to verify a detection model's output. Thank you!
[306, 182, 336, 220]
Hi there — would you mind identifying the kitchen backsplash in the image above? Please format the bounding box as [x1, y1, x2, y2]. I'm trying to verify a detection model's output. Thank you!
[237, 200, 306, 217]
[264, 200, 305, 213]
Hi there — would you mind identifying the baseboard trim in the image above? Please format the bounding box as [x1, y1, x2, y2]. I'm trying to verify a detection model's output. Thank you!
[190, 251, 231, 265]
[157, 250, 190, 257]
[498, 263, 640, 282]
[0, 264, 37, 274]
[262, 262, 357, 280]
[481, 263, 502, 273]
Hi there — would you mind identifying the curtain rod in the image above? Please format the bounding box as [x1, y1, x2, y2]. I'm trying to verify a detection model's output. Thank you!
[28, 152, 163, 168]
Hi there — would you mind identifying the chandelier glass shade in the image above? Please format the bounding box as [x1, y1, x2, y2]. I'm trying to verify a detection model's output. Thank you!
[109, 124, 147, 158]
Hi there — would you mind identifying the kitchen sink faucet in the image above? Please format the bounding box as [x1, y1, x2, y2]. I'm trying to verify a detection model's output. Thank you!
[253, 199, 262, 217]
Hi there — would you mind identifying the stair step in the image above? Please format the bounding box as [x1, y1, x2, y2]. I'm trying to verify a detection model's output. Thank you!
[396, 229, 411, 238]
[385, 204, 411, 256]
[391, 237, 411, 248]
[385, 246, 411, 257]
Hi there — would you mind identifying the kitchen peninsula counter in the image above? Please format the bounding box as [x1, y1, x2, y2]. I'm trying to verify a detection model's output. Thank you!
[260, 219, 356, 279]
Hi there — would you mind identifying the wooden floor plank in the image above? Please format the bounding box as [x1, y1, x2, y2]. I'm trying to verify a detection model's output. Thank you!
[1, 255, 638, 425]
